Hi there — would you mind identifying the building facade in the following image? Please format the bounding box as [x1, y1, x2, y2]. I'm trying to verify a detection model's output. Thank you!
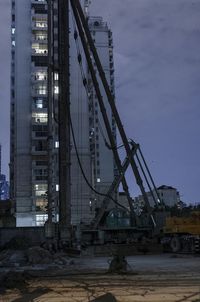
[10, 1, 116, 227]
[135, 185, 181, 208]
[88, 17, 116, 213]
[0, 145, 9, 201]
[0, 174, 9, 201]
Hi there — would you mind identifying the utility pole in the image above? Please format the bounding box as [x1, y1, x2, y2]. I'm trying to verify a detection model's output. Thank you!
[58, 0, 71, 242]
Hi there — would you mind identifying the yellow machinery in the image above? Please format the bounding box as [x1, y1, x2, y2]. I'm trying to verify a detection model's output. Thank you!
[162, 211, 200, 253]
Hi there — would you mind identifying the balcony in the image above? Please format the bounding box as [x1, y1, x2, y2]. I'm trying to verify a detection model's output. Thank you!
[32, 131, 47, 140]
[33, 175, 48, 181]
[32, 19, 47, 31]
[32, 98, 47, 110]
[32, 146, 47, 156]
[31, 86, 47, 97]
[31, 0, 47, 4]
[32, 119, 48, 126]
[31, 71, 47, 83]
[32, 33, 47, 44]
[31, 3, 47, 16]
[32, 160, 48, 169]
[32, 48, 48, 57]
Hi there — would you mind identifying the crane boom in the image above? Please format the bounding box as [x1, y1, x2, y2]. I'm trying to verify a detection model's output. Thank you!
[71, 0, 156, 227]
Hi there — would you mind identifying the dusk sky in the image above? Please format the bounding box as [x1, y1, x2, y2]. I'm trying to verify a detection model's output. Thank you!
[0, 0, 200, 203]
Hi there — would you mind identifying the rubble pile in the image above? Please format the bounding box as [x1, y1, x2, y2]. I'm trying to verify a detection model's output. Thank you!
[0, 246, 75, 267]
[0, 271, 28, 289]
[0, 249, 26, 267]
[27, 246, 53, 265]
[3, 236, 30, 250]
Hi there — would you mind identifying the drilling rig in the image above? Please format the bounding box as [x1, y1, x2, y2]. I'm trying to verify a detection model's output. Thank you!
[46, 0, 161, 248]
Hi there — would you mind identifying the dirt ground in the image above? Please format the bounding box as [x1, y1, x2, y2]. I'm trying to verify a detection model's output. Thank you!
[0, 254, 200, 302]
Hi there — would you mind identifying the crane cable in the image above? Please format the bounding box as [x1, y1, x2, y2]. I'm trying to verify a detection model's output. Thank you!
[70, 15, 131, 211]
[69, 111, 130, 213]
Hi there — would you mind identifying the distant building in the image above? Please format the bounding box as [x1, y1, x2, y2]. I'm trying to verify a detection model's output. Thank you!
[0, 175, 9, 201]
[0, 145, 9, 200]
[135, 185, 180, 208]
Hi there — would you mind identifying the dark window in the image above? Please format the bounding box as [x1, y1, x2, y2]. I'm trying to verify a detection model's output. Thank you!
[36, 161, 48, 166]
[31, 3, 47, 14]
[32, 125, 48, 132]
[35, 131, 47, 137]
[32, 56, 48, 67]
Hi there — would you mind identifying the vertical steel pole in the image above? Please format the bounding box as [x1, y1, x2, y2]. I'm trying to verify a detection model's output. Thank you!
[47, 0, 53, 231]
[58, 0, 71, 241]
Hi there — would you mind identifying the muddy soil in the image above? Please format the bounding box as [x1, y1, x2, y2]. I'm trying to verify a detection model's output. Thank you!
[0, 255, 199, 302]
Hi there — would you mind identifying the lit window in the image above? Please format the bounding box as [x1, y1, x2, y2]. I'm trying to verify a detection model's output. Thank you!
[35, 71, 47, 81]
[34, 184, 47, 192]
[36, 199, 48, 212]
[35, 190, 46, 197]
[35, 33, 47, 41]
[36, 86, 47, 95]
[54, 73, 59, 80]
[35, 99, 43, 109]
[54, 86, 59, 94]
[56, 184, 59, 192]
[32, 112, 48, 123]
[12, 40, 15, 47]
[11, 27, 15, 35]
[32, 43, 47, 55]
[55, 141, 59, 148]
[35, 17, 47, 28]
[97, 178, 101, 183]
[36, 214, 48, 226]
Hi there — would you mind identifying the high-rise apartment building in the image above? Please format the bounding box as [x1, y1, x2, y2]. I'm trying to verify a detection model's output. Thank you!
[10, 0, 116, 227]
[88, 16, 116, 212]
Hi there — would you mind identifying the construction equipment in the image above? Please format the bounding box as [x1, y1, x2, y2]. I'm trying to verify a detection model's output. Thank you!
[70, 0, 161, 228]
[162, 211, 200, 253]
[48, 0, 161, 247]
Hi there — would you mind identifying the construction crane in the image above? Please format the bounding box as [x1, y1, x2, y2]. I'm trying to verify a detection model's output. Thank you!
[47, 0, 161, 246]
[70, 0, 161, 233]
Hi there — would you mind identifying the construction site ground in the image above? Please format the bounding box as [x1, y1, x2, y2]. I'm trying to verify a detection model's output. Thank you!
[0, 253, 200, 302]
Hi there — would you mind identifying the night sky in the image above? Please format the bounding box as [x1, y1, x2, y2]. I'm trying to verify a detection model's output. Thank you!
[0, 0, 200, 203]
